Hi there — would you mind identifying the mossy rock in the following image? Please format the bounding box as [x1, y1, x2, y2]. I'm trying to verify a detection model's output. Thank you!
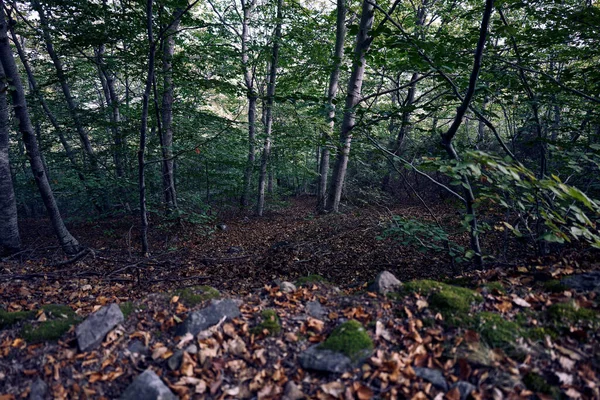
[176, 286, 220, 306]
[0, 310, 35, 329]
[320, 320, 373, 362]
[547, 301, 597, 324]
[523, 372, 561, 399]
[474, 312, 523, 349]
[542, 280, 568, 293]
[20, 306, 80, 343]
[296, 274, 328, 286]
[251, 309, 281, 336]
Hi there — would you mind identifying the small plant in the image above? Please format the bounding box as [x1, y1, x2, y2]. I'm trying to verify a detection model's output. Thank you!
[251, 309, 281, 336]
[320, 320, 373, 362]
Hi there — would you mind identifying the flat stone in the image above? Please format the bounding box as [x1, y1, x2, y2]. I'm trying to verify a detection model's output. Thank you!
[451, 381, 477, 400]
[29, 378, 47, 400]
[298, 345, 352, 373]
[167, 349, 184, 371]
[76, 304, 124, 352]
[369, 271, 402, 295]
[306, 301, 326, 319]
[561, 271, 600, 293]
[128, 339, 149, 356]
[414, 367, 448, 391]
[282, 381, 304, 400]
[120, 369, 176, 400]
[175, 299, 240, 337]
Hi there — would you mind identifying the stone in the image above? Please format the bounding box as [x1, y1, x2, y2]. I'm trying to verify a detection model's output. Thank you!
[76, 304, 124, 352]
[413, 367, 448, 391]
[127, 339, 149, 356]
[175, 299, 240, 337]
[369, 271, 402, 295]
[167, 349, 183, 371]
[561, 271, 600, 293]
[298, 345, 352, 373]
[120, 369, 176, 400]
[282, 381, 305, 400]
[185, 344, 198, 354]
[227, 246, 243, 254]
[280, 281, 297, 293]
[451, 381, 477, 400]
[29, 378, 47, 400]
[305, 301, 326, 319]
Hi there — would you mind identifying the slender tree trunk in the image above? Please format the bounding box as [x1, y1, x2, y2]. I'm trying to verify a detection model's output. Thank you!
[160, 9, 182, 212]
[317, 0, 346, 213]
[256, 0, 282, 216]
[138, 0, 156, 255]
[325, 0, 375, 213]
[477, 95, 489, 146]
[240, 0, 258, 208]
[440, 0, 494, 267]
[0, 5, 80, 255]
[0, 60, 20, 254]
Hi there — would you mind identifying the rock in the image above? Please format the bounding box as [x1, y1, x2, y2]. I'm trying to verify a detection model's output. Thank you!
[120, 369, 177, 400]
[217, 224, 228, 231]
[227, 246, 243, 254]
[298, 345, 352, 373]
[280, 281, 297, 293]
[175, 299, 240, 336]
[451, 381, 476, 400]
[167, 349, 183, 371]
[127, 339, 149, 356]
[413, 367, 448, 391]
[185, 344, 198, 354]
[29, 378, 47, 400]
[369, 271, 402, 295]
[561, 271, 600, 293]
[282, 381, 304, 400]
[76, 304, 124, 352]
[305, 301, 326, 319]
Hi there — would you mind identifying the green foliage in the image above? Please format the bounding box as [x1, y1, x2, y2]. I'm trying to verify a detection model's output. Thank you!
[176, 286, 221, 306]
[296, 274, 328, 286]
[320, 320, 373, 361]
[546, 301, 597, 324]
[252, 309, 281, 336]
[21, 305, 80, 343]
[0, 310, 35, 329]
[523, 372, 561, 399]
[474, 312, 523, 349]
[542, 280, 568, 293]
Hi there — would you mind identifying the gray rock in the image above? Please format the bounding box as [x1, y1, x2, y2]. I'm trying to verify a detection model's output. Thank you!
[76, 304, 124, 352]
[175, 299, 240, 336]
[414, 367, 448, 391]
[298, 345, 352, 373]
[280, 281, 297, 293]
[30, 378, 47, 400]
[306, 301, 326, 319]
[120, 369, 177, 400]
[451, 381, 476, 400]
[561, 271, 600, 293]
[369, 271, 402, 295]
[227, 246, 243, 254]
[128, 339, 149, 356]
[282, 381, 304, 400]
[167, 349, 183, 371]
[185, 344, 198, 354]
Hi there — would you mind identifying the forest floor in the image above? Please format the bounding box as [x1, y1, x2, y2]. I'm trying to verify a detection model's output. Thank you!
[0, 197, 599, 399]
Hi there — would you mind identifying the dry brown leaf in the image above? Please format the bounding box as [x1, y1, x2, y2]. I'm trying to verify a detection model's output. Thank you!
[321, 381, 345, 398]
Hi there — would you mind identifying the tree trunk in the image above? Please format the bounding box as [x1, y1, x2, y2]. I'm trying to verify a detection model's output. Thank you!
[138, 0, 156, 256]
[32, 0, 99, 173]
[317, 0, 346, 213]
[0, 6, 80, 255]
[0, 60, 20, 254]
[325, 0, 374, 213]
[256, 0, 283, 216]
[160, 9, 182, 212]
[240, 0, 258, 208]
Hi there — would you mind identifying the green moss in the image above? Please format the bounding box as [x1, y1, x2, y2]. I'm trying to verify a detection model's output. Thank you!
[523, 372, 561, 399]
[251, 309, 281, 336]
[475, 312, 522, 349]
[444, 277, 473, 287]
[320, 320, 373, 362]
[403, 279, 445, 294]
[120, 302, 135, 319]
[547, 301, 597, 324]
[20, 305, 80, 343]
[176, 286, 220, 306]
[542, 280, 568, 293]
[483, 281, 506, 294]
[296, 274, 328, 286]
[0, 310, 35, 329]
[527, 327, 559, 341]
[41, 304, 75, 318]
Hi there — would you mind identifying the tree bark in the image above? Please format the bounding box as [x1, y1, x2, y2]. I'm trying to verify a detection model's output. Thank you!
[325, 0, 374, 213]
[317, 0, 346, 213]
[160, 9, 182, 212]
[0, 60, 20, 254]
[0, 5, 80, 255]
[240, 0, 258, 208]
[256, 0, 282, 216]
[31, 0, 99, 173]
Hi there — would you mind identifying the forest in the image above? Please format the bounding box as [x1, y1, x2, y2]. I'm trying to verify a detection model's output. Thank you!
[0, 0, 599, 398]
